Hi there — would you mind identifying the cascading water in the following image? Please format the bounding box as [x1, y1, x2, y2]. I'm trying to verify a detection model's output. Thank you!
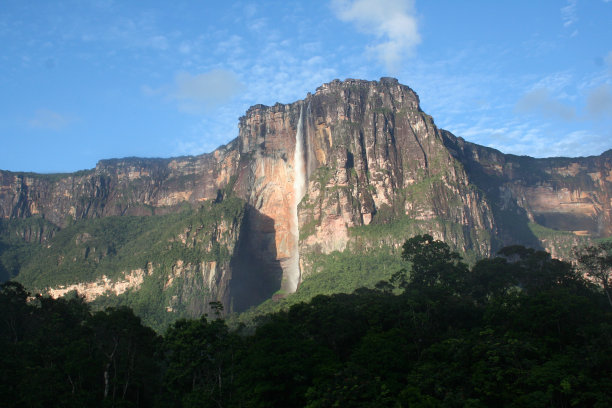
[284, 105, 307, 293]
[305, 101, 316, 179]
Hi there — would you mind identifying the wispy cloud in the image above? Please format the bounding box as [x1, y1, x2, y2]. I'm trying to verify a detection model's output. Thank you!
[172, 106, 240, 157]
[147, 35, 168, 50]
[142, 69, 245, 115]
[168, 70, 244, 114]
[586, 83, 612, 118]
[141, 84, 164, 97]
[229, 27, 339, 107]
[561, 0, 578, 27]
[449, 116, 608, 158]
[28, 109, 73, 130]
[332, 0, 420, 73]
[247, 18, 267, 33]
[544, 129, 612, 157]
[561, 0, 579, 37]
[515, 88, 575, 120]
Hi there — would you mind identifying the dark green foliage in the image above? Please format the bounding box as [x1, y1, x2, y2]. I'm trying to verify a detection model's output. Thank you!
[496, 245, 588, 293]
[232, 237, 611, 407]
[0, 217, 58, 281]
[4, 197, 246, 331]
[0, 281, 161, 407]
[575, 241, 612, 307]
[236, 313, 335, 408]
[234, 248, 402, 326]
[2, 237, 611, 407]
[396, 234, 469, 291]
[349, 216, 486, 265]
[13, 197, 244, 289]
[87, 307, 160, 405]
[162, 315, 239, 407]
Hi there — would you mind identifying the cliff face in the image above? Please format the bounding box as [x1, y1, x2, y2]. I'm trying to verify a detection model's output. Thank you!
[2, 78, 611, 315]
[0, 144, 239, 226]
[6, 197, 245, 329]
[294, 79, 495, 258]
[443, 134, 612, 253]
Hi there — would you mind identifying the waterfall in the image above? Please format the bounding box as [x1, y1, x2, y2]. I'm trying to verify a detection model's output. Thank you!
[305, 101, 316, 179]
[285, 105, 306, 293]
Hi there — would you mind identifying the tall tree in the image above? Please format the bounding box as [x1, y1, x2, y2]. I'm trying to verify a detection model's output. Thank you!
[87, 306, 160, 406]
[396, 234, 468, 292]
[162, 315, 238, 407]
[575, 242, 612, 307]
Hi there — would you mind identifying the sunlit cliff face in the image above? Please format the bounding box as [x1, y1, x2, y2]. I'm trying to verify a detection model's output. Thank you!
[283, 105, 307, 293]
[2, 78, 610, 311]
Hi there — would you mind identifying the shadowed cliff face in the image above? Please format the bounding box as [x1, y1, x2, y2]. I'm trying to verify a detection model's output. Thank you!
[232, 100, 305, 294]
[442, 134, 612, 239]
[1, 78, 611, 312]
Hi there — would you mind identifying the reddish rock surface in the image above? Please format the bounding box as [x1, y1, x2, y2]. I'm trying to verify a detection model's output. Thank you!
[2, 78, 611, 304]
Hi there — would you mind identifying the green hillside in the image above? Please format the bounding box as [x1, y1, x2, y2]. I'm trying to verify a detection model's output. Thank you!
[0, 197, 245, 331]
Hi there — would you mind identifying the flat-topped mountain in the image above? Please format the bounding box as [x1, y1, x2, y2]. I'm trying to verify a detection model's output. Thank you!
[1, 78, 610, 326]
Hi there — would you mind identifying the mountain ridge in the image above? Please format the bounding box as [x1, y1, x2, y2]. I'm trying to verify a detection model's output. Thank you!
[1, 77, 610, 324]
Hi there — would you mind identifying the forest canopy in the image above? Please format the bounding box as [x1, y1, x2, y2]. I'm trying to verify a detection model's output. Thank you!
[1, 235, 611, 407]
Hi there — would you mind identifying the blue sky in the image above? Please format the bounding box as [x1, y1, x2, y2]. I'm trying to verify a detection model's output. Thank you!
[1, 0, 611, 173]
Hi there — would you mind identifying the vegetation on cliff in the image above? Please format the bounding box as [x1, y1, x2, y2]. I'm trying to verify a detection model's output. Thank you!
[0, 197, 246, 331]
[2, 79, 610, 325]
[2, 236, 611, 407]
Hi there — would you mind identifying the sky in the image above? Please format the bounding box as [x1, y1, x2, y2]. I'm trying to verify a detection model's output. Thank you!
[1, 0, 612, 173]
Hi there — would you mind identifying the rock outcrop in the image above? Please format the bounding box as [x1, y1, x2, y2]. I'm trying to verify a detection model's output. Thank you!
[443, 134, 612, 242]
[1, 78, 611, 314]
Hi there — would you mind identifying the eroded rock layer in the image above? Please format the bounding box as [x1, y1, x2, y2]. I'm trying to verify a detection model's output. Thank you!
[1, 78, 611, 313]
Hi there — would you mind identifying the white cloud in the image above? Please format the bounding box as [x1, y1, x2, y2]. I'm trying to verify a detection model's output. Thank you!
[529, 71, 574, 95]
[449, 116, 608, 158]
[515, 88, 575, 120]
[148, 35, 168, 50]
[586, 84, 612, 118]
[332, 0, 420, 72]
[173, 111, 239, 157]
[28, 109, 73, 130]
[543, 130, 610, 157]
[178, 42, 191, 54]
[561, 0, 578, 27]
[243, 4, 257, 18]
[216, 35, 243, 56]
[247, 18, 267, 32]
[141, 84, 163, 97]
[171, 70, 244, 113]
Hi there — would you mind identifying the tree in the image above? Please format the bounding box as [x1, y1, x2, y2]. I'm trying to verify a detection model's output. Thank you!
[497, 245, 584, 294]
[468, 257, 519, 303]
[396, 234, 468, 292]
[87, 306, 160, 406]
[0, 281, 30, 343]
[162, 315, 238, 407]
[575, 242, 612, 307]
